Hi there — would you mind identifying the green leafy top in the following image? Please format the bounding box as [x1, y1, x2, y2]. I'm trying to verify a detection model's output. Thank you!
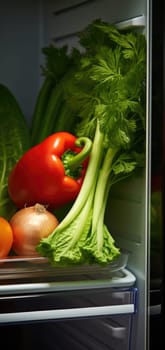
[65, 19, 146, 154]
[41, 45, 81, 83]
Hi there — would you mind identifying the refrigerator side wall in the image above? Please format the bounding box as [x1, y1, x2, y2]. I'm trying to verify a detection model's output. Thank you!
[0, 0, 43, 124]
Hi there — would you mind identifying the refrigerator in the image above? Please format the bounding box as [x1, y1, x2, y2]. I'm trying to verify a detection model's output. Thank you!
[0, 0, 164, 349]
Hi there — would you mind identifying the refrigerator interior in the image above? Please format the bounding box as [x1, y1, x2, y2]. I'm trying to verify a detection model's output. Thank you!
[0, 0, 159, 349]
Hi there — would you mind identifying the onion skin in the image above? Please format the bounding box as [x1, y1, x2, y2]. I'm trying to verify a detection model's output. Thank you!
[9, 203, 59, 256]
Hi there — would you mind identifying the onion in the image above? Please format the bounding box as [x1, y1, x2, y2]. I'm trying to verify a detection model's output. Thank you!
[10, 203, 59, 256]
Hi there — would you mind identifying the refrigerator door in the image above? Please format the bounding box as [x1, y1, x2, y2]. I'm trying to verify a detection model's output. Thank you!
[149, 0, 164, 348]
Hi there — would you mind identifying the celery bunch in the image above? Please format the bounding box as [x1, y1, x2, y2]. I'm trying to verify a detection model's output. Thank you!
[37, 20, 146, 266]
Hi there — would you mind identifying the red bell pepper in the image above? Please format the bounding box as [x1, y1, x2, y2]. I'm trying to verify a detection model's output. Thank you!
[8, 132, 92, 209]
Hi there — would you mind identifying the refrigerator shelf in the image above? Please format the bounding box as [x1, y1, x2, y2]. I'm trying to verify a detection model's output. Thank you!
[0, 251, 128, 283]
[0, 268, 136, 295]
[115, 14, 145, 30]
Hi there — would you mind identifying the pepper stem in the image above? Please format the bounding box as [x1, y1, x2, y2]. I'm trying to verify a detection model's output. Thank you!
[68, 137, 92, 169]
[62, 137, 92, 179]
